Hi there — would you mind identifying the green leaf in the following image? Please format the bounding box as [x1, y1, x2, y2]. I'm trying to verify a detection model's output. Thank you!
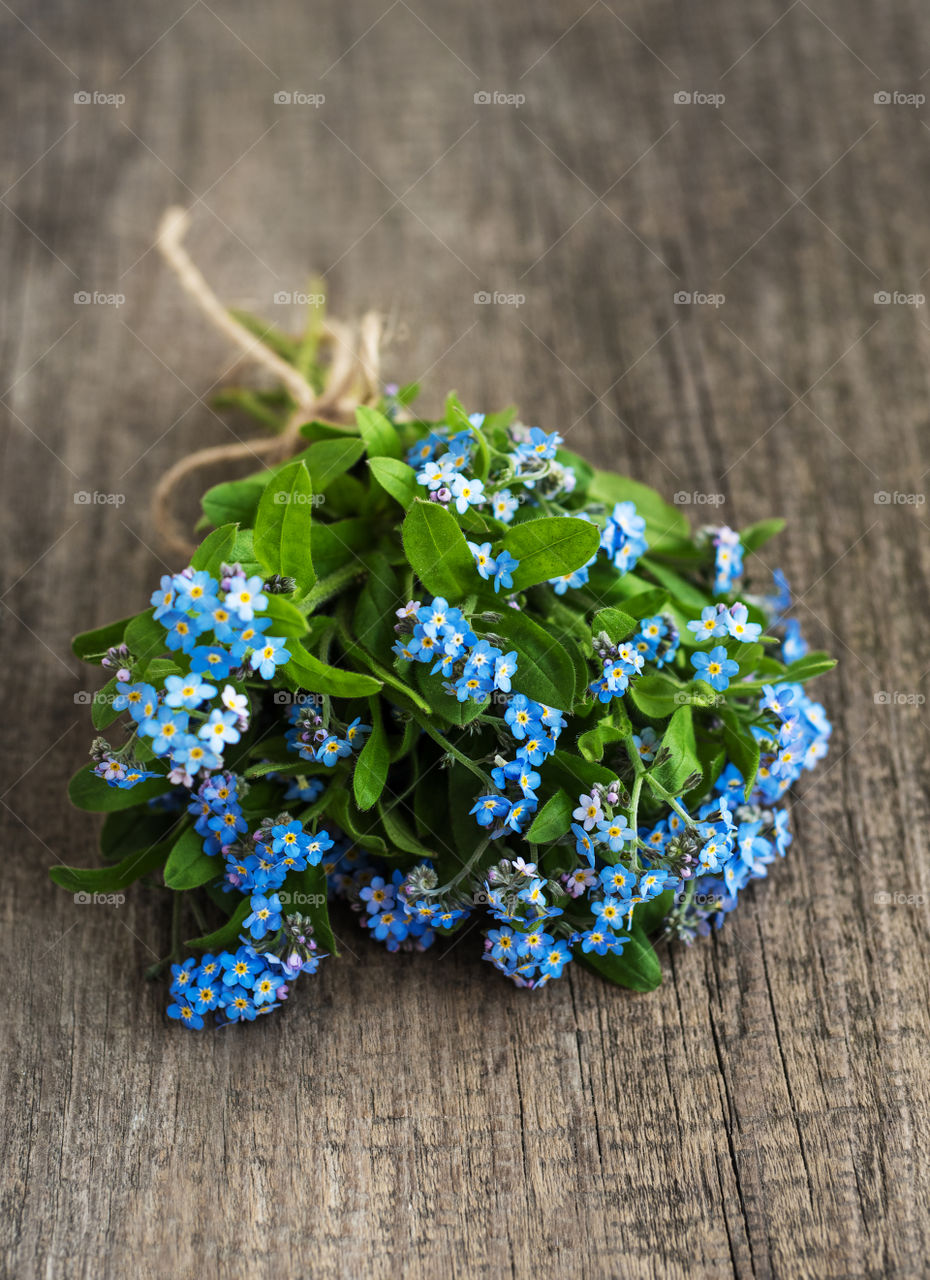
[576, 921, 663, 991]
[283, 643, 382, 698]
[740, 517, 785, 553]
[592, 606, 637, 644]
[719, 708, 761, 799]
[481, 608, 576, 710]
[356, 405, 403, 459]
[588, 471, 689, 549]
[99, 806, 180, 859]
[649, 704, 700, 795]
[401, 500, 475, 602]
[191, 523, 237, 575]
[368, 456, 419, 508]
[526, 789, 573, 843]
[631, 888, 675, 935]
[627, 673, 685, 719]
[260, 594, 309, 637]
[641, 558, 713, 613]
[783, 651, 837, 683]
[185, 898, 251, 952]
[353, 699, 390, 811]
[414, 666, 487, 725]
[500, 516, 601, 591]
[124, 609, 167, 663]
[377, 800, 436, 857]
[163, 825, 219, 890]
[304, 437, 367, 489]
[201, 477, 266, 528]
[49, 839, 171, 894]
[279, 863, 338, 955]
[311, 517, 371, 578]
[253, 460, 315, 596]
[576, 710, 631, 764]
[72, 615, 135, 663]
[68, 764, 172, 812]
[351, 553, 399, 657]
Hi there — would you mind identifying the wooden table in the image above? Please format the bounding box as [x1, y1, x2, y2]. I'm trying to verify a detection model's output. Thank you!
[3, 2, 928, 1276]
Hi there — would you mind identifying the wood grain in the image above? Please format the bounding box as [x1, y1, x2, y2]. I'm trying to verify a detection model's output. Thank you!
[2, 2, 929, 1276]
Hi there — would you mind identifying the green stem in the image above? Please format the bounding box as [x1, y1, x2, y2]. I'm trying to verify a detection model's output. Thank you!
[430, 837, 492, 896]
[408, 709, 494, 788]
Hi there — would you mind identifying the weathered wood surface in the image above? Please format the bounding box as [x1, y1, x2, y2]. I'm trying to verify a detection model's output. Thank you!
[2, 1, 929, 1276]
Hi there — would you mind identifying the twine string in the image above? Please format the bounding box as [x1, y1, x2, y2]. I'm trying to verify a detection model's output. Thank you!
[151, 206, 382, 559]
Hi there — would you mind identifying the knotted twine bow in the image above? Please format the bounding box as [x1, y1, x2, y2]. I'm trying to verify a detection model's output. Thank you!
[152, 206, 384, 560]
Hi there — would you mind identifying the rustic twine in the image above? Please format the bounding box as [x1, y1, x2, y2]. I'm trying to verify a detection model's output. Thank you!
[152, 206, 383, 559]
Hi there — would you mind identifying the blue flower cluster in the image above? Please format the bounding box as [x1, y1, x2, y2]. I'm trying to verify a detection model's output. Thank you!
[590, 614, 680, 702]
[94, 563, 290, 791]
[410, 416, 576, 519]
[167, 925, 323, 1028]
[393, 597, 519, 703]
[708, 525, 744, 594]
[470, 695, 567, 838]
[284, 698, 371, 766]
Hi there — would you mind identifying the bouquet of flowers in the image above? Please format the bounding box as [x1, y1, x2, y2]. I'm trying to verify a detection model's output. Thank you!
[56, 215, 835, 1028]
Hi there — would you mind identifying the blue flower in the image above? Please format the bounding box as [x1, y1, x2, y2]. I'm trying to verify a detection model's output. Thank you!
[468, 541, 497, 580]
[591, 897, 628, 931]
[151, 574, 178, 620]
[578, 928, 624, 956]
[493, 550, 519, 593]
[139, 705, 189, 756]
[271, 819, 310, 856]
[781, 617, 808, 663]
[450, 474, 486, 513]
[198, 709, 242, 752]
[163, 674, 216, 709]
[725, 603, 762, 643]
[687, 606, 729, 641]
[316, 735, 353, 766]
[470, 795, 511, 827]
[249, 636, 290, 680]
[166, 998, 204, 1029]
[548, 565, 589, 594]
[491, 489, 519, 523]
[691, 646, 739, 691]
[226, 574, 269, 622]
[113, 681, 157, 722]
[220, 947, 264, 989]
[538, 939, 571, 978]
[487, 925, 518, 962]
[596, 814, 635, 853]
[516, 732, 555, 767]
[191, 645, 236, 679]
[504, 693, 543, 741]
[493, 650, 518, 692]
[244, 893, 283, 941]
[516, 426, 562, 462]
[599, 864, 637, 897]
[571, 823, 596, 866]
